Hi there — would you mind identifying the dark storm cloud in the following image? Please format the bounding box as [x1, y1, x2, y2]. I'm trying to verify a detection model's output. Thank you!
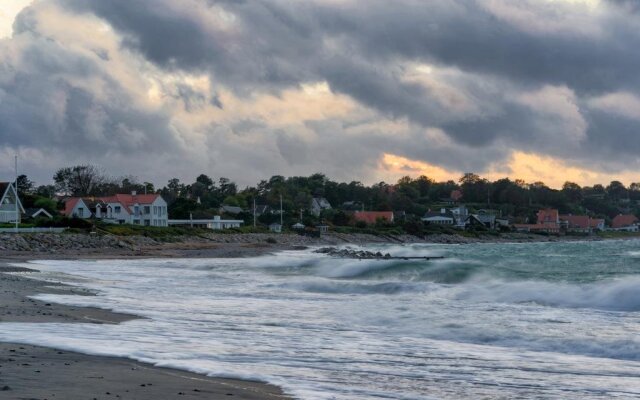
[4, 0, 640, 184]
[0, 34, 178, 156]
[605, 0, 640, 14]
[55, 1, 640, 151]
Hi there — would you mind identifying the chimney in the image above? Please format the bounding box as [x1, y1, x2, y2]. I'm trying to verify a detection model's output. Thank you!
[131, 191, 137, 196]
[441, 208, 446, 214]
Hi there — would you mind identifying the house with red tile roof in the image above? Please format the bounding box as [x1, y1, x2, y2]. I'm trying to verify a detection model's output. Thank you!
[559, 214, 607, 233]
[63, 192, 168, 227]
[512, 223, 561, 234]
[560, 214, 591, 233]
[353, 211, 394, 225]
[611, 214, 639, 232]
[513, 208, 561, 234]
[537, 209, 560, 226]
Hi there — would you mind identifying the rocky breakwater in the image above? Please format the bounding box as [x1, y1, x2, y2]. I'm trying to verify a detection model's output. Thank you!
[0, 233, 157, 253]
[315, 247, 445, 260]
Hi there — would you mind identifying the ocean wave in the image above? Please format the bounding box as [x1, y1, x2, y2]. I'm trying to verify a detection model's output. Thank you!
[247, 253, 488, 283]
[275, 280, 430, 295]
[456, 276, 640, 311]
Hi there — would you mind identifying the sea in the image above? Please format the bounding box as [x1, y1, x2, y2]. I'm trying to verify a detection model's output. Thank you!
[2, 240, 640, 399]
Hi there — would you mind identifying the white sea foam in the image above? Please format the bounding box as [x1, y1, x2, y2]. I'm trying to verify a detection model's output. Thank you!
[3, 241, 640, 399]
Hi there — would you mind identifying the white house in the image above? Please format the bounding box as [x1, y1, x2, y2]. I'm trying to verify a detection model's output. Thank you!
[450, 205, 470, 228]
[310, 197, 332, 217]
[0, 182, 25, 223]
[269, 223, 282, 233]
[422, 209, 455, 225]
[63, 192, 169, 227]
[168, 216, 243, 230]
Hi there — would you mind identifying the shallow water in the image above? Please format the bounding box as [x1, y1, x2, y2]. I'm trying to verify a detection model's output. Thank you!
[2, 240, 640, 399]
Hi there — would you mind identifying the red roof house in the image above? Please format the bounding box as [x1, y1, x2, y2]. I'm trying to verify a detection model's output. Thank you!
[560, 215, 590, 229]
[62, 192, 168, 227]
[537, 209, 559, 225]
[353, 211, 395, 225]
[611, 214, 639, 229]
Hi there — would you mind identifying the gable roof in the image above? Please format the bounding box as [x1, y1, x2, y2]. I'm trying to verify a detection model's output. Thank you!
[102, 194, 162, 212]
[354, 211, 394, 224]
[221, 205, 244, 215]
[537, 209, 559, 224]
[560, 214, 590, 229]
[62, 197, 86, 216]
[0, 181, 25, 213]
[63, 194, 164, 216]
[311, 197, 332, 209]
[612, 214, 639, 228]
[24, 208, 53, 219]
[423, 210, 454, 220]
[255, 205, 271, 214]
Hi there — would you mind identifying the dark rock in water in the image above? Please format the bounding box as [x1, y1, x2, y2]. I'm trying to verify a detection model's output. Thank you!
[314, 247, 443, 261]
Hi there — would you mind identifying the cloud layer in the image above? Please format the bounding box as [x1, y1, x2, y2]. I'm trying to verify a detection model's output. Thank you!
[1, 0, 640, 186]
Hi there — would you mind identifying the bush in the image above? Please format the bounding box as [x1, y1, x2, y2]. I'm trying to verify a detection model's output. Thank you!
[36, 217, 92, 229]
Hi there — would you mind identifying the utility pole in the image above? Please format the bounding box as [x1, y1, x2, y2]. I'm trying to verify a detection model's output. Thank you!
[280, 194, 283, 226]
[14, 155, 18, 233]
[253, 198, 256, 228]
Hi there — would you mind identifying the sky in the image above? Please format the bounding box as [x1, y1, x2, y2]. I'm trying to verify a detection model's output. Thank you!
[1, 0, 640, 189]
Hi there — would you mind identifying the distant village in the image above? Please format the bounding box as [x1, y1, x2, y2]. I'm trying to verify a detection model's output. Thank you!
[2, 168, 640, 236]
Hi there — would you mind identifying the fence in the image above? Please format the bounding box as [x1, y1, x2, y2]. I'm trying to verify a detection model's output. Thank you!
[0, 227, 68, 234]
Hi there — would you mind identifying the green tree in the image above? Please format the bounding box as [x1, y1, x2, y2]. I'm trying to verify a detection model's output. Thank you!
[53, 165, 106, 196]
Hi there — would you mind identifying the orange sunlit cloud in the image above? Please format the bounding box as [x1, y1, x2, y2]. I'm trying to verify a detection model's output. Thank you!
[380, 152, 640, 188]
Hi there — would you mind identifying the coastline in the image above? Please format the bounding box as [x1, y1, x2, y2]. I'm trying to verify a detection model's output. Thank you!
[1, 233, 636, 399]
[0, 231, 619, 262]
[0, 261, 292, 400]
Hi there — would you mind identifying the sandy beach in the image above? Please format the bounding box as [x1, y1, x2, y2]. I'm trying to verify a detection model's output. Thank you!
[0, 261, 292, 400]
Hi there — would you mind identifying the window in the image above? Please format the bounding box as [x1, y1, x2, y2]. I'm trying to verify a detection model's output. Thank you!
[77, 207, 84, 217]
[114, 206, 121, 213]
[144, 206, 150, 215]
[144, 220, 150, 226]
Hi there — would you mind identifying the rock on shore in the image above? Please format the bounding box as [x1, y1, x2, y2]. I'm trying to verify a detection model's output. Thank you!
[0, 231, 590, 255]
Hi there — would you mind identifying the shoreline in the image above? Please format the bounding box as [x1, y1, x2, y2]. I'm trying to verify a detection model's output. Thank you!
[0, 231, 627, 262]
[0, 261, 292, 400]
[1, 235, 638, 399]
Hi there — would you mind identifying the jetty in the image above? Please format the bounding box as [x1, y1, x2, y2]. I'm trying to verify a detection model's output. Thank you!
[315, 247, 445, 260]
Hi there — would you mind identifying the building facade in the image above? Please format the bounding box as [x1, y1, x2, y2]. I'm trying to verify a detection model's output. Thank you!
[63, 192, 168, 227]
[0, 182, 24, 223]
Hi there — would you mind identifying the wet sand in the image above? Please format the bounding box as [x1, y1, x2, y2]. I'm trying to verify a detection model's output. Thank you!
[0, 262, 292, 400]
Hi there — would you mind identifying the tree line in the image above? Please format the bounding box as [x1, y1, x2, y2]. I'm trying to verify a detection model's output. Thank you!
[14, 165, 640, 227]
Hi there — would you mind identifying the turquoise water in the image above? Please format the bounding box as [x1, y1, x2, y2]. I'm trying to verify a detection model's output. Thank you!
[2, 239, 640, 399]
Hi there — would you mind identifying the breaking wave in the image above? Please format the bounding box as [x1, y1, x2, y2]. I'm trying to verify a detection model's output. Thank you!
[456, 276, 640, 311]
